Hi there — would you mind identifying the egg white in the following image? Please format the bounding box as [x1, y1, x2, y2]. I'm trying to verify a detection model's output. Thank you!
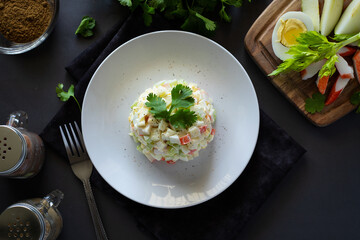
[272, 11, 314, 61]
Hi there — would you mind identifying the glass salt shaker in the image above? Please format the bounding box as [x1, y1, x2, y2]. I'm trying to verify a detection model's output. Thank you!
[0, 190, 64, 240]
[0, 111, 45, 178]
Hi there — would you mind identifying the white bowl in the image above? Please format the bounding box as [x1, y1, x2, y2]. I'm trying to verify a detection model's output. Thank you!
[82, 31, 259, 209]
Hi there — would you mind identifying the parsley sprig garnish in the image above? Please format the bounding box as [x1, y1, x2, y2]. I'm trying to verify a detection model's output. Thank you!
[75, 16, 96, 38]
[350, 91, 360, 114]
[305, 93, 325, 114]
[269, 31, 360, 79]
[145, 84, 197, 129]
[56, 83, 81, 111]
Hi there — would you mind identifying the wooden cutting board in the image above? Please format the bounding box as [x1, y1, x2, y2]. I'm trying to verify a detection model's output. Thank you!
[244, 0, 359, 127]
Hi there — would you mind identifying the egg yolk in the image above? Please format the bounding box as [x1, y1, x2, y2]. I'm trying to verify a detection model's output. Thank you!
[277, 18, 307, 47]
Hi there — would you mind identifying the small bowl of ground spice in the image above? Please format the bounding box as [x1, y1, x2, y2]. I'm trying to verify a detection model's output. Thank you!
[0, 0, 58, 54]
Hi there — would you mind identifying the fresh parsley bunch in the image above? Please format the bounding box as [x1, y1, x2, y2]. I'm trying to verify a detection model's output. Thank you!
[145, 84, 197, 129]
[118, 0, 251, 34]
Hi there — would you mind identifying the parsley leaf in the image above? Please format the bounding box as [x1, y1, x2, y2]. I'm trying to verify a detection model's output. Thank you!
[141, 2, 155, 26]
[305, 92, 325, 114]
[118, 0, 132, 7]
[56, 84, 81, 111]
[170, 84, 195, 111]
[219, 5, 231, 22]
[194, 11, 216, 31]
[350, 91, 360, 113]
[169, 109, 197, 129]
[145, 93, 169, 119]
[145, 84, 197, 129]
[75, 16, 96, 37]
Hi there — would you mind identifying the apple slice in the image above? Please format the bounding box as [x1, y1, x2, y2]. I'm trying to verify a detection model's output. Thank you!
[302, 0, 320, 32]
[320, 0, 343, 36]
[335, 0, 360, 35]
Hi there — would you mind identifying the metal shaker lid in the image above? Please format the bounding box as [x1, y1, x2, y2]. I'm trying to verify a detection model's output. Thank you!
[0, 204, 44, 240]
[0, 126, 26, 173]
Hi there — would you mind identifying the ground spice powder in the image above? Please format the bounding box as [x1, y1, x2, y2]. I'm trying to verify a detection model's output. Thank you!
[0, 0, 53, 43]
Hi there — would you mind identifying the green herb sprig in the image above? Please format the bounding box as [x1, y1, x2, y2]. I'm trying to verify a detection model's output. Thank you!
[305, 92, 325, 114]
[269, 31, 360, 79]
[56, 83, 82, 111]
[117, 0, 251, 34]
[145, 84, 197, 129]
[350, 91, 360, 113]
[75, 16, 96, 37]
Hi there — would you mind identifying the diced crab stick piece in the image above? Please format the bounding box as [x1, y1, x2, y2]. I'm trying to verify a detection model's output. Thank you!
[199, 125, 207, 134]
[211, 128, 216, 135]
[301, 59, 327, 80]
[335, 54, 354, 79]
[188, 149, 197, 155]
[325, 75, 351, 105]
[179, 134, 191, 145]
[166, 160, 176, 164]
[353, 50, 360, 84]
[338, 46, 357, 57]
[316, 74, 330, 94]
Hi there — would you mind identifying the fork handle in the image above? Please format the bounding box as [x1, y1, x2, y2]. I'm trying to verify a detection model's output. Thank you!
[83, 179, 109, 240]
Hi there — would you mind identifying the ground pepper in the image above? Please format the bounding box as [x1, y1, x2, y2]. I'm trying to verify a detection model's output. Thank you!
[0, 0, 53, 43]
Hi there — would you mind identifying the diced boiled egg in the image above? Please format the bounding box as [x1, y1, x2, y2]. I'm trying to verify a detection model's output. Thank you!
[158, 120, 168, 131]
[150, 128, 161, 141]
[188, 126, 201, 138]
[272, 11, 314, 60]
[169, 135, 180, 144]
[138, 124, 151, 136]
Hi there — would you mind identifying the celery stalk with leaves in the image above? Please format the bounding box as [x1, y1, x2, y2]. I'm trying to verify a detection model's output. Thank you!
[269, 31, 360, 78]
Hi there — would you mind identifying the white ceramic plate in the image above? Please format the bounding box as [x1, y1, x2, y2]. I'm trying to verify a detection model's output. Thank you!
[82, 31, 259, 209]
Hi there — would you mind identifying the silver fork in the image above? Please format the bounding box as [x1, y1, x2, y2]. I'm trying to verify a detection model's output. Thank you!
[59, 122, 108, 240]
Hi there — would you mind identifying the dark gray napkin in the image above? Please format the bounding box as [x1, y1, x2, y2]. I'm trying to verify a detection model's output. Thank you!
[40, 10, 306, 240]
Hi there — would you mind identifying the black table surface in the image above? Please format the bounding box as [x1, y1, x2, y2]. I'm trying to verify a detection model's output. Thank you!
[1, 0, 360, 239]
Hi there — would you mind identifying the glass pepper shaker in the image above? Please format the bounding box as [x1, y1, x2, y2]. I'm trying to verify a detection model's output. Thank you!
[0, 111, 45, 178]
[0, 190, 64, 240]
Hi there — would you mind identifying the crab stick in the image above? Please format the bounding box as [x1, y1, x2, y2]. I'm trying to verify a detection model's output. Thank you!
[316, 74, 330, 94]
[338, 46, 357, 57]
[301, 59, 326, 80]
[325, 75, 351, 105]
[335, 54, 354, 79]
[353, 50, 360, 84]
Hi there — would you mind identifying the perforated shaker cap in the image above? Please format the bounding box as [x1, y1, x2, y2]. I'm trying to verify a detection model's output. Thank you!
[0, 126, 26, 174]
[0, 204, 44, 240]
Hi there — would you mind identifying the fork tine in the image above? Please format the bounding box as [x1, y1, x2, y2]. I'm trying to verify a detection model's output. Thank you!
[74, 121, 87, 153]
[64, 124, 78, 156]
[69, 122, 84, 154]
[59, 125, 74, 158]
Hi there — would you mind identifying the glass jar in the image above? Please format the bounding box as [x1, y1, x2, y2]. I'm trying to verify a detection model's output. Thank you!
[0, 190, 64, 240]
[0, 111, 45, 178]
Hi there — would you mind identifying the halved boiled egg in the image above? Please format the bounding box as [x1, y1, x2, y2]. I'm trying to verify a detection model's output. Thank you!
[272, 11, 314, 61]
